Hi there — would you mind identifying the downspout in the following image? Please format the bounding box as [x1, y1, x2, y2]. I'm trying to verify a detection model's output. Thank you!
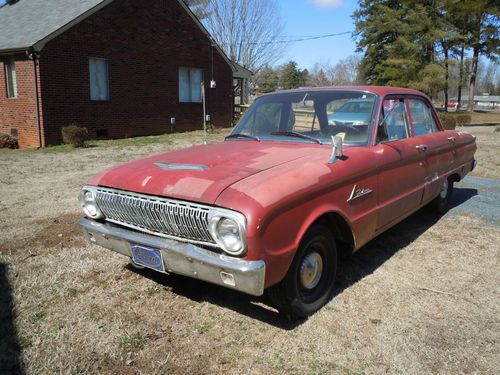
[27, 48, 42, 148]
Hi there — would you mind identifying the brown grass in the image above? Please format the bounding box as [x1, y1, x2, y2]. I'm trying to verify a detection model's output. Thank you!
[468, 111, 500, 124]
[0, 127, 499, 374]
[462, 126, 500, 179]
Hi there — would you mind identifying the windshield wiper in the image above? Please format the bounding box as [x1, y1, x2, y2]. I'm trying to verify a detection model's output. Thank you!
[225, 133, 261, 141]
[270, 131, 322, 144]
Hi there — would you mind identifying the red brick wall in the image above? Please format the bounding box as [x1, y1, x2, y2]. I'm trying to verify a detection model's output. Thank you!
[0, 54, 44, 148]
[39, 0, 233, 146]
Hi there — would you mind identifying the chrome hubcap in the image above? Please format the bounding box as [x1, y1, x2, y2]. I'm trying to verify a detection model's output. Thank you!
[299, 251, 323, 290]
[440, 179, 449, 199]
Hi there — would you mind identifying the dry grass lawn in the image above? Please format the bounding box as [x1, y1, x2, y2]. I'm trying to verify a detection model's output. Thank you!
[468, 111, 500, 124]
[0, 127, 499, 374]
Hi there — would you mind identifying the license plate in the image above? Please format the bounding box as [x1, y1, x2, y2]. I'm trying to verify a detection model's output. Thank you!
[130, 243, 165, 272]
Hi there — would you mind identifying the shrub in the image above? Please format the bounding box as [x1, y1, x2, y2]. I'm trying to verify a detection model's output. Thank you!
[438, 113, 457, 130]
[61, 124, 88, 148]
[454, 113, 472, 127]
[0, 133, 19, 149]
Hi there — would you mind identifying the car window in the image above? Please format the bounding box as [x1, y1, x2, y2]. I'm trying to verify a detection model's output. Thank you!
[233, 91, 376, 145]
[408, 99, 439, 136]
[246, 102, 283, 134]
[336, 101, 373, 113]
[290, 100, 320, 132]
[381, 99, 409, 141]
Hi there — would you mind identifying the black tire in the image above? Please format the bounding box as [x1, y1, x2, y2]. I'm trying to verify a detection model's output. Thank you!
[266, 224, 337, 319]
[432, 177, 454, 214]
[129, 259, 145, 270]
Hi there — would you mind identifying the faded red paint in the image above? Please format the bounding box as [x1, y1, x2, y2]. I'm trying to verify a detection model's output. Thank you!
[84, 87, 477, 288]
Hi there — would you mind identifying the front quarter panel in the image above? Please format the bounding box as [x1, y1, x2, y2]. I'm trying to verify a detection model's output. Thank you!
[216, 145, 379, 287]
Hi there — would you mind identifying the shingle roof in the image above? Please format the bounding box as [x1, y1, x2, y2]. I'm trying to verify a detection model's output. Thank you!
[0, 0, 109, 52]
[0, 0, 235, 71]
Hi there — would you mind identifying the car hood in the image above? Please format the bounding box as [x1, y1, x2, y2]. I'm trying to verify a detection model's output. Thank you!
[87, 141, 317, 205]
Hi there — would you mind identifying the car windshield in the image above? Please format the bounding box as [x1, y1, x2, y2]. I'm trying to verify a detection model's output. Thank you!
[230, 90, 376, 145]
[336, 100, 373, 113]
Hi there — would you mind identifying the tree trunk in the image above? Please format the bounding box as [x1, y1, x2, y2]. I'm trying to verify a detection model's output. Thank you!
[443, 43, 449, 112]
[457, 44, 464, 110]
[467, 44, 479, 112]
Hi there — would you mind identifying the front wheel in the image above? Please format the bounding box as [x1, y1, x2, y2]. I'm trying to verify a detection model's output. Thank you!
[267, 224, 337, 319]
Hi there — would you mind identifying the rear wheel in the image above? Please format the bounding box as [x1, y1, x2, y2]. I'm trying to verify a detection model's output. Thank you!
[267, 224, 337, 319]
[432, 177, 453, 214]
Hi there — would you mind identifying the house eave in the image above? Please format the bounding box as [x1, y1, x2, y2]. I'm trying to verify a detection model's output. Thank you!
[0, 47, 30, 55]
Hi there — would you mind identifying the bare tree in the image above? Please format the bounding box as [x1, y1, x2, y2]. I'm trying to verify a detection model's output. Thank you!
[476, 61, 499, 95]
[308, 63, 331, 87]
[327, 55, 362, 85]
[308, 55, 363, 87]
[186, 0, 286, 72]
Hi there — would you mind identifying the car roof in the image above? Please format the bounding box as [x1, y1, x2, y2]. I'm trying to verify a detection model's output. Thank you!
[263, 86, 427, 97]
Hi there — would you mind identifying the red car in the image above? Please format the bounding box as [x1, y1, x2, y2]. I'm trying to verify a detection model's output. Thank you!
[79, 87, 477, 318]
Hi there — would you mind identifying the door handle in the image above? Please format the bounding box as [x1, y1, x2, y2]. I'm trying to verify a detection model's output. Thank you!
[447, 137, 456, 142]
[416, 144, 428, 152]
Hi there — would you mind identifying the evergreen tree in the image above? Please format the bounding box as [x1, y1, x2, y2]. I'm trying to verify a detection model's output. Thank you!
[281, 61, 306, 90]
[256, 65, 280, 93]
[353, 0, 447, 96]
[449, 1, 499, 110]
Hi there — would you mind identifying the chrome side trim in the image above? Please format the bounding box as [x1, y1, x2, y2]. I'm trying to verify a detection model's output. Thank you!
[154, 162, 208, 171]
[79, 218, 265, 296]
[347, 185, 373, 203]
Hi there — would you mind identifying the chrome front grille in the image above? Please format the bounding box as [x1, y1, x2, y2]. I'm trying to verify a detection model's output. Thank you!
[94, 187, 216, 246]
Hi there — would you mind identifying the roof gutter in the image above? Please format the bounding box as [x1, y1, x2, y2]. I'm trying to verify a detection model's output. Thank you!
[27, 48, 43, 148]
[0, 47, 29, 55]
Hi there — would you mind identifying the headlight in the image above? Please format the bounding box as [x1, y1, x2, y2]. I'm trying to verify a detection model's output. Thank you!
[208, 210, 247, 256]
[78, 187, 104, 220]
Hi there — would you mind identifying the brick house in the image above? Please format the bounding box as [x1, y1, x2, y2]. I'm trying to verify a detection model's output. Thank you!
[0, 0, 235, 148]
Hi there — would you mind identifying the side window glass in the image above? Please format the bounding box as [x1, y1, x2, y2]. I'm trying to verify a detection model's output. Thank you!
[409, 99, 439, 136]
[381, 99, 408, 141]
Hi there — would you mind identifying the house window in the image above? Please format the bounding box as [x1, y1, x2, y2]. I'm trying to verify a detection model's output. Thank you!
[4, 56, 17, 98]
[89, 58, 109, 101]
[179, 67, 203, 103]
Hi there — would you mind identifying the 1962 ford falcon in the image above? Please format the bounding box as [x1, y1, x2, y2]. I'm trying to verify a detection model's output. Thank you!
[79, 87, 477, 318]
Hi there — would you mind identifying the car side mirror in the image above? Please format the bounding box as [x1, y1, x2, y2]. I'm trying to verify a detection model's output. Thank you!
[328, 136, 343, 164]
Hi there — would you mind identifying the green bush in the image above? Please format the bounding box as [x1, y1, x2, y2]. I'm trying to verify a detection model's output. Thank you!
[438, 113, 457, 130]
[454, 113, 472, 127]
[0, 133, 19, 149]
[61, 124, 88, 148]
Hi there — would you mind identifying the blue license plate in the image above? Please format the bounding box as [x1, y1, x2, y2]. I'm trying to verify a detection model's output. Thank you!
[130, 243, 165, 272]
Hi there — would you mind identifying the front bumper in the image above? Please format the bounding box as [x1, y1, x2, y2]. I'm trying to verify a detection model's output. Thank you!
[79, 218, 266, 296]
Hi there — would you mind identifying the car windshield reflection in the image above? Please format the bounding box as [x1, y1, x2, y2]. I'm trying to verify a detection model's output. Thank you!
[229, 90, 376, 145]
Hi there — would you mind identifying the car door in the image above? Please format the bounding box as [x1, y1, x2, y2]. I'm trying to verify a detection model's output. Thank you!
[407, 97, 455, 204]
[374, 96, 427, 231]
